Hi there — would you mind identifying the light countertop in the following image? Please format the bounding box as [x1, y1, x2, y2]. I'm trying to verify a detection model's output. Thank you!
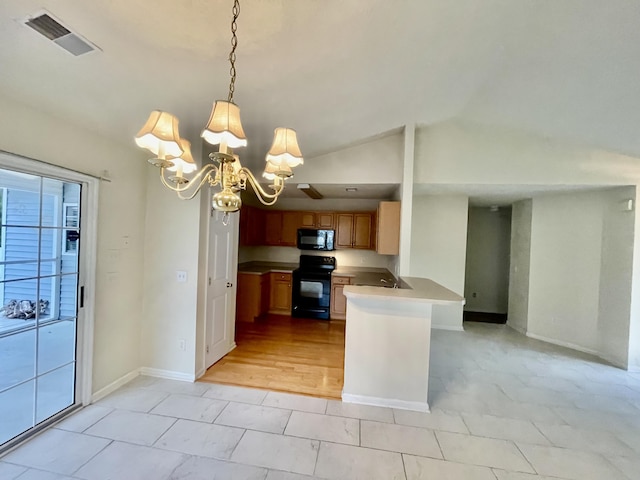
[333, 266, 397, 287]
[237, 261, 298, 275]
[344, 276, 465, 306]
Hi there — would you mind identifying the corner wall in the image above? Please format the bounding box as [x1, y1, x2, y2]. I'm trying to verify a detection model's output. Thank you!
[410, 194, 468, 330]
[507, 200, 532, 333]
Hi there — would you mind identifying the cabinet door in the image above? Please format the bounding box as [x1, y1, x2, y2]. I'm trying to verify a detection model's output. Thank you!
[236, 273, 262, 322]
[336, 214, 354, 248]
[376, 201, 401, 255]
[330, 284, 347, 319]
[300, 212, 316, 228]
[265, 211, 282, 245]
[260, 274, 270, 315]
[353, 213, 373, 249]
[270, 273, 292, 312]
[316, 212, 334, 229]
[281, 211, 299, 246]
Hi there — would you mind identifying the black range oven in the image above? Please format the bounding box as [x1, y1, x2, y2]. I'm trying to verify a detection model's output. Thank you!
[292, 255, 336, 320]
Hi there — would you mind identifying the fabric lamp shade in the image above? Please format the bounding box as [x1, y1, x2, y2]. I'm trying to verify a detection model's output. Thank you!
[167, 138, 197, 174]
[134, 110, 183, 158]
[202, 101, 248, 148]
[263, 159, 293, 180]
[266, 128, 303, 167]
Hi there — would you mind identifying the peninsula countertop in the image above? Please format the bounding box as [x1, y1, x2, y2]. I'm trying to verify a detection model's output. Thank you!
[343, 276, 465, 306]
[332, 266, 397, 287]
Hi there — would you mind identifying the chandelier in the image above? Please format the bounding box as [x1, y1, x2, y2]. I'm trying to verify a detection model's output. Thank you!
[134, 0, 303, 217]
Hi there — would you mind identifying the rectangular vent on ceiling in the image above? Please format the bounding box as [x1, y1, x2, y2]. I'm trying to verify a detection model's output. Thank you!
[24, 12, 98, 56]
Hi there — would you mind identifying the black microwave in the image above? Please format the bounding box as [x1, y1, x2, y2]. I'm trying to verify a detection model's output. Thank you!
[297, 229, 335, 251]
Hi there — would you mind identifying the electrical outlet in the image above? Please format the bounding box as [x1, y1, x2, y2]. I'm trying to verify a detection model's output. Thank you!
[179, 339, 186, 351]
[176, 271, 187, 283]
[472, 292, 477, 298]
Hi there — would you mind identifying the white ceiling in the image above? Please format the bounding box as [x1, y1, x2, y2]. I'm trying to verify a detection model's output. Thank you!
[1, 0, 640, 175]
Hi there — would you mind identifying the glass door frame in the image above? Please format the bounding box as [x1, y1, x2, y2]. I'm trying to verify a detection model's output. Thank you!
[0, 150, 99, 449]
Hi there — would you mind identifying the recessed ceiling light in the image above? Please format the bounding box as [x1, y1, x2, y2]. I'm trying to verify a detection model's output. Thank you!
[345, 187, 358, 192]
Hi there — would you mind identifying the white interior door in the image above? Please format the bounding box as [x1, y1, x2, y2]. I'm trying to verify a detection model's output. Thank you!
[205, 210, 238, 368]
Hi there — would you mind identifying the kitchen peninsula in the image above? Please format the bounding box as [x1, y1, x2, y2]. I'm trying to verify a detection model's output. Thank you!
[342, 278, 465, 412]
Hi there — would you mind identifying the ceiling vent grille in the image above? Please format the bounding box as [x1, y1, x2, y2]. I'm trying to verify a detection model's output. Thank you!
[23, 12, 98, 56]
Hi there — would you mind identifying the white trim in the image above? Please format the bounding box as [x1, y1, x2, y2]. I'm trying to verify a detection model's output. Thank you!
[598, 352, 630, 371]
[0, 187, 6, 306]
[341, 393, 430, 413]
[195, 367, 207, 381]
[139, 367, 196, 382]
[432, 324, 464, 332]
[526, 332, 599, 356]
[507, 322, 527, 335]
[91, 369, 140, 403]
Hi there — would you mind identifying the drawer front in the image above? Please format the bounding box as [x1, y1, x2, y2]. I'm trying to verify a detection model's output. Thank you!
[273, 272, 292, 281]
[332, 275, 351, 285]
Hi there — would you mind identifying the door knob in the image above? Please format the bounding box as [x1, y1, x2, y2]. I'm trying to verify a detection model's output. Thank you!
[226, 282, 233, 288]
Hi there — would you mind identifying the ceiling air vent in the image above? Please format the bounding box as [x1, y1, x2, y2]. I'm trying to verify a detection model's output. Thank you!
[24, 12, 98, 56]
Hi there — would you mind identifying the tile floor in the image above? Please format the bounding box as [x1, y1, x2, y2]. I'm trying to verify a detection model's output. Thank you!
[2, 322, 640, 479]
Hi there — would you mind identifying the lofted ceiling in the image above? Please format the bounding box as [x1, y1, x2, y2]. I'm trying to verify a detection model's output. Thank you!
[1, 0, 640, 176]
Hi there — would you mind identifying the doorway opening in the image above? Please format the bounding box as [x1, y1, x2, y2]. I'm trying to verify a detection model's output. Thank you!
[463, 206, 512, 325]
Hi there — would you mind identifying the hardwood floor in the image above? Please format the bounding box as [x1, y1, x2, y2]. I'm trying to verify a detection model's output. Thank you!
[200, 314, 345, 399]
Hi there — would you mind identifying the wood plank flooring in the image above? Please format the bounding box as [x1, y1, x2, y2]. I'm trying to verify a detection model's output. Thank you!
[200, 314, 345, 399]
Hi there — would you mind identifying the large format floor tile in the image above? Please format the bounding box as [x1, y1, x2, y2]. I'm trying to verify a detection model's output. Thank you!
[325, 400, 394, 423]
[168, 455, 267, 480]
[360, 420, 442, 458]
[261, 392, 327, 414]
[74, 441, 187, 480]
[155, 418, 245, 459]
[53, 405, 113, 433]
[95, 387, 168, 412]
[393, 408, 468, 433]
[436, 431, 535, 473]
[314, 442, 405, 480]
[517, 442, 630, 480]
[461, 413, 550, 445]
[402, 455, 498, 480]
[230, 430, 319, 475]
[2, 429, 110, 475]
[150, 394, 228, 423]
[284, 411, 359, 445]
[84, 410, 176, 446]
[203, 384, 268, 405]
[215, 402, 292, 434]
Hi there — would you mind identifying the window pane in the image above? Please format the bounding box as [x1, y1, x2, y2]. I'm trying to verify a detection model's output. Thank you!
[59, 274, 78, 318]
[37, 320, 76, 375]
[36, 364, 74, 423]
[0, 328, 36, 391]
[3, 262, 38, 281]
[0, 381, 35, 445]
[37, 277, 54, 322]
[41, 178, 65, 227]
[40, 228, 57, 261]
[1, 278, 38, 326]
[4, 226, 39, 262]
[2, 186, 41, 228]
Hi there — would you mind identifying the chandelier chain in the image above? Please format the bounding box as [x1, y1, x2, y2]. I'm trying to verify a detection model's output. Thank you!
[228, 0, 240, 103]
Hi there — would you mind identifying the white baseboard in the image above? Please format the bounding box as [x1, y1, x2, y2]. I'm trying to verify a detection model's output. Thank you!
[507, 322, 527, 335]
[526, 332, 599, 356]
[139, 367, 196, 382]
[597, 352, 630, 370]
[341, 393, 430, 413]
[91, 368, 141, 403]
[432, 324, 464, 332]
[194, 367, 206, 381]
[627, 365, 640, 373]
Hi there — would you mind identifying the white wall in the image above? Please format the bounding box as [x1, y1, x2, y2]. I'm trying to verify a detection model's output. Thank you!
[141, 168, 202, 378]
[527, 191, 605, 354]
[0, 93, 147, 393]
[293, 132, 404, 185]
[508, 200, 532, 333]
[597, 187, 636, 368]
[464, 207, 511, 314]
[410, 194, 468, 330]
[414, 120, 640, 186]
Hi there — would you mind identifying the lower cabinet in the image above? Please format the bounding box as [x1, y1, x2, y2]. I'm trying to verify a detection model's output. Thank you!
[236, 272, 270, 322]
[269, 272, 292, 314]
[330, 275, 351, 320]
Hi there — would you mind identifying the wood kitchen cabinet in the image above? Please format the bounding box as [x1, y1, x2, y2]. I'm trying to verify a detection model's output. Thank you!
[376, 201, 401, 255]
[236, 272, 270, 322]
[336, 212, 374, 249]
[264, 211, 298, 246]
[239, 206, 264, 246]
[300, 211, 335, 229]
[330, 274, 351, 320]
[269, 272, 292, 314]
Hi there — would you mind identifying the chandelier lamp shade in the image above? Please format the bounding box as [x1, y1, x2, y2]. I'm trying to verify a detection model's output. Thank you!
[134, 0, 302, 217]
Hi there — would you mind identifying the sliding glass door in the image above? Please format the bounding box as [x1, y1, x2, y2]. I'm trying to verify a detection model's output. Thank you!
[0, 168, 81, 447]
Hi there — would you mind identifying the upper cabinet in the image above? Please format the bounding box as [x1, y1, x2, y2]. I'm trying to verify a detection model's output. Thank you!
[265, 211, 298, 246]
[376, 201, 401, 255]
[300, 211, 334, 229]
[336, 213, 374, 249]
[240, 208, 375, 250]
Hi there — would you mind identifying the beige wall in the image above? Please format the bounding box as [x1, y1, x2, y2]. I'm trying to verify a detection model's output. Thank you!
[507, 200, 532, 333]
[0, 93, 147, 393]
